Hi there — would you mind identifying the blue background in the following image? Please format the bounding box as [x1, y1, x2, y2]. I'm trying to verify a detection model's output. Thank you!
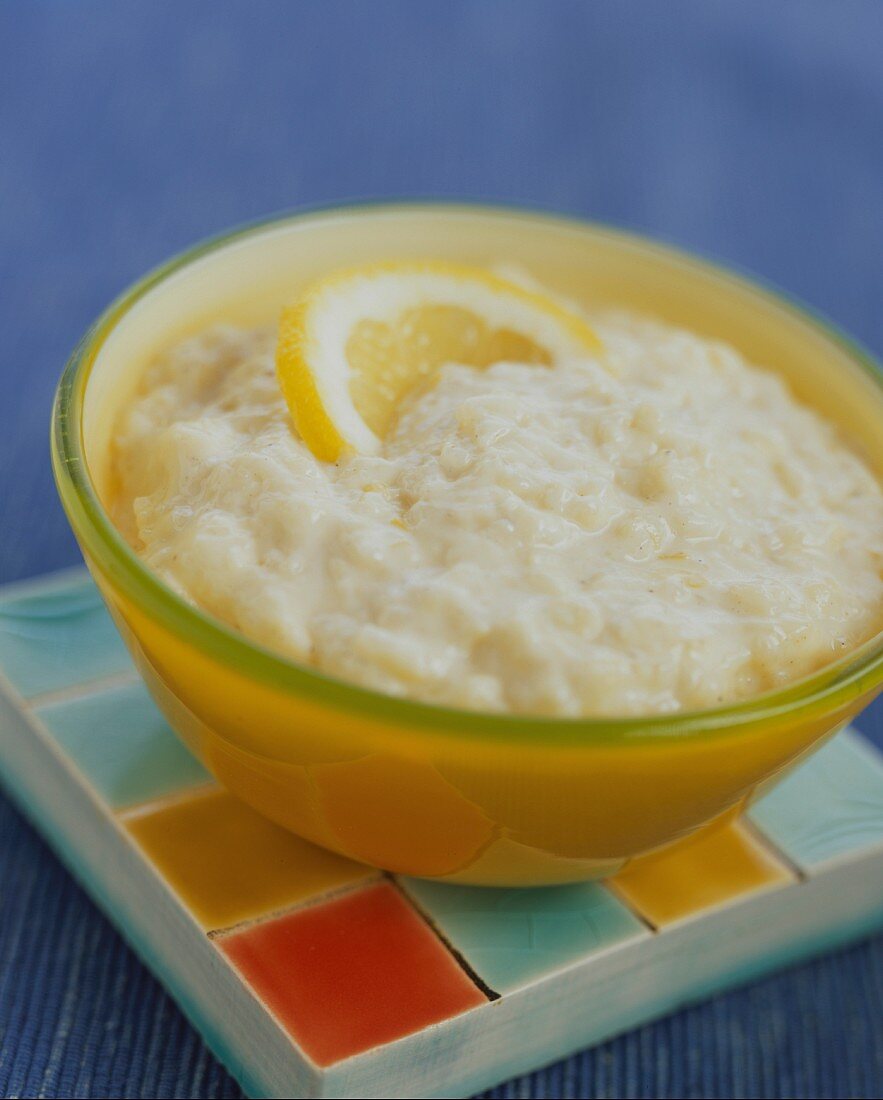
[1, 2, 882, 1096]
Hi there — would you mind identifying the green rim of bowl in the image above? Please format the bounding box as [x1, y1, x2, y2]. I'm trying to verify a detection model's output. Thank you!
[50, 199, 883, 744]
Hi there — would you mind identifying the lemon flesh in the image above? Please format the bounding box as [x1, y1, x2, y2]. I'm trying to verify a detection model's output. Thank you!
[276, 262, 602, 461]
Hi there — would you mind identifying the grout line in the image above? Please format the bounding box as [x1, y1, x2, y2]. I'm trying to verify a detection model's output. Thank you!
[0, 663, 325, 1086]
[208, 871, 384, 941]
[390, 875, 502, 1002]
[116, 781, 223, 822]
[605, 812, 803, 935]
[119, 788, 388, 939]
[604, 877, 659, 934]
[0, 666, 135, 831]
[739, 812, 807, 883]
[27, 668, 141, 711]
[606, 869, 797, 935]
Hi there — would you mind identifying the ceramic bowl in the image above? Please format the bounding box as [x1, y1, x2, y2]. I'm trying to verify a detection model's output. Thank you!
[52, 203, 883, 884]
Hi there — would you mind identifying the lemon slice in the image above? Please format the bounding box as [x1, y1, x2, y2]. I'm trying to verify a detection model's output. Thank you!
[276, 261, 602, 461]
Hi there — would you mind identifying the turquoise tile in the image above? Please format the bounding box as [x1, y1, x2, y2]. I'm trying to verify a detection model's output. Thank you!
[0, 572, 132, 697]
[35, 679, 210, 809]
[402, 878, 647, 993]
[749, 731, 883, 872]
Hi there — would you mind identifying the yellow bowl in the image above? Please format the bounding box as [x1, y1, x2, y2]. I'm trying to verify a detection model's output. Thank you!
[51, 203, 883, 885]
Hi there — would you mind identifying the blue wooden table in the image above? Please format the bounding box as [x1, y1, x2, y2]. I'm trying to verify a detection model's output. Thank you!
[0, 3, 881, 1096]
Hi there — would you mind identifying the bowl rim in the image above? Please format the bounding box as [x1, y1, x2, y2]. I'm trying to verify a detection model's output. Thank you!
[51, 198, 883, 745]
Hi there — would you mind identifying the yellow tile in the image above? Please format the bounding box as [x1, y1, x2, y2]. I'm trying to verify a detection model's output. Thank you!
[611, 819, 794, 927]
[125, 789, 375, 931]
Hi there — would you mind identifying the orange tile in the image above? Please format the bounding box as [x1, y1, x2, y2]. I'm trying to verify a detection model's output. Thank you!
[220, 880, 487, 1066]
[611, 819, 794, 927]
[125, 789, 375, 931]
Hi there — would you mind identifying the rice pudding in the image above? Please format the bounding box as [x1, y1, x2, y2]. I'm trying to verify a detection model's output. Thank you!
[111, 304, 883, 717]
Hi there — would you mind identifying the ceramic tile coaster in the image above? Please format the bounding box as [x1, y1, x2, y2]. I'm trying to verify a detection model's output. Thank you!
[1, 570, 882, 1099]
